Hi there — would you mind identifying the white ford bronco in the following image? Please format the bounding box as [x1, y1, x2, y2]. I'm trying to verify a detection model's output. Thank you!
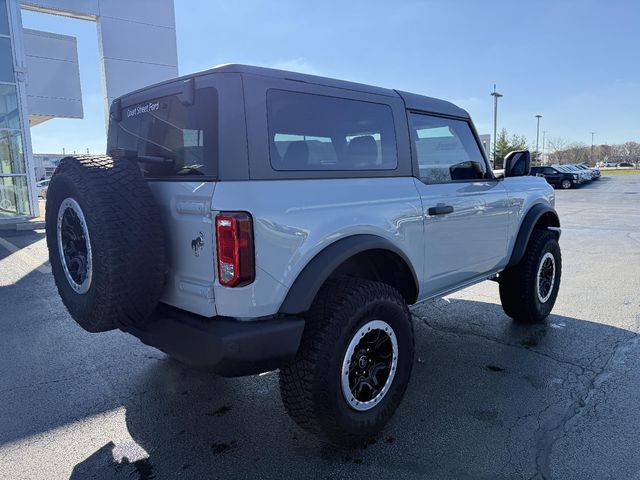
[46, 64, 561, 446]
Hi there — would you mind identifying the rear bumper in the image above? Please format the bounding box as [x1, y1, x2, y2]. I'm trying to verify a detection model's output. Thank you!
[123, 304, 305, 377]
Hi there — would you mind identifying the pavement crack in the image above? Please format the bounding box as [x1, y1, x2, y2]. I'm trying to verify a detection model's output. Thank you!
[0, 373, 87, 395]
[531, 333, 640, 479]
[414, 313, 591, 374]
[414, 310, 640, 479]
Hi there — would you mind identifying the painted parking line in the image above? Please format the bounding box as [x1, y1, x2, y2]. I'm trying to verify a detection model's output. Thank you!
[0, 236, 51, 274]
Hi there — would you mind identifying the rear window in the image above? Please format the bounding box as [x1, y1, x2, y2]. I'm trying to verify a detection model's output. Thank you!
[267, 89, 397, 171]
[107, 87, 218, 179]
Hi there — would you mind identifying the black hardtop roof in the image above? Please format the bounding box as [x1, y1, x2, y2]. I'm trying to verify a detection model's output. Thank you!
[115, 63, 469, 119]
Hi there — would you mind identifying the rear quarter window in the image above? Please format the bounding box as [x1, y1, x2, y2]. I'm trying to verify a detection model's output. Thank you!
[266, 89, 398, 171]
[107, 87, 218, 179]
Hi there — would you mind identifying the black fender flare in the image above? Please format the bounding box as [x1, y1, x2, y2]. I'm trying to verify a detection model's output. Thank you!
[507, 203, 560, 268]
[278, 234, 419, 315]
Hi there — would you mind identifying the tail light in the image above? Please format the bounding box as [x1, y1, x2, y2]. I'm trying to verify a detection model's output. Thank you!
[215, 212, 254, 287]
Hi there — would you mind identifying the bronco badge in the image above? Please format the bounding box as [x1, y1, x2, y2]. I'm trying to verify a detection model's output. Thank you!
[191, 232, 205, 257]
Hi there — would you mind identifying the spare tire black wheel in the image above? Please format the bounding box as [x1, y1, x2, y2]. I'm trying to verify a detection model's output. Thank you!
[45, 156, 166, 332]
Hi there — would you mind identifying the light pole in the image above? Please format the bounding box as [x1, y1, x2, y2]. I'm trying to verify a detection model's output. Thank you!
[490, 84, 503, 168]
[535, 115, 542, 162]
[542, 130, 547, 165]
[590, 132, 595, 164]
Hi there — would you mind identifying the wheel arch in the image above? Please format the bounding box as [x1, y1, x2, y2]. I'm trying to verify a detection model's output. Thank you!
[278, 234, 419, 315]
[507, 203, 560, 268]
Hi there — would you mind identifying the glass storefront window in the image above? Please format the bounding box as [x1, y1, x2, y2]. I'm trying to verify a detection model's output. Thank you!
[0, 129, 24, 174]
[0, 2, 32, 219]
[0, 84, 19, 129]
[0, 37, 14, 82]
[0, 175, 29, 217]
[0, 0, 9, 36]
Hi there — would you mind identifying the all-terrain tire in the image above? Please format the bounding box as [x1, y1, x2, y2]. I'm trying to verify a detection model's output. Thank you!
[499, 230, 561, 324]
[279, 277, 414, 447]
[45, 155, 166, 332]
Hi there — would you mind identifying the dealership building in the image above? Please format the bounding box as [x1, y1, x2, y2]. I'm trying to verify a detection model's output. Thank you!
[0, 0, 177, 223]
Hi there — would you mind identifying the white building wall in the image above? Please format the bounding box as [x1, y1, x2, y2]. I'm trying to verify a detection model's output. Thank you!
[2, 0, 39, 218]
[1, 0, 178, 220]
[23, 28, 82, 124]
[20, 0, 98, 20]
[21, 0, 178, 127]
[96, 0, 178, 118]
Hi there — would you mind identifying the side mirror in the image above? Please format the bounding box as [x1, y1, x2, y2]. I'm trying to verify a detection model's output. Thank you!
[504, 150, 531, 177]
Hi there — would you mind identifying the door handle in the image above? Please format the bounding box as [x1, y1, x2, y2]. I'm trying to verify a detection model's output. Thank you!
[428, 205, 454, 216]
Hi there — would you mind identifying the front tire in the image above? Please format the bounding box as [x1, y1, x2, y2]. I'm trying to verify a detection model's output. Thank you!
[499, 230, 561, 324]
[561, 179, 573, 189]
[279, 277, 414, 447]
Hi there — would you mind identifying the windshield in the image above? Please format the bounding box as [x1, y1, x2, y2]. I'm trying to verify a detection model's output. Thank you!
[107, 87, 218, 179]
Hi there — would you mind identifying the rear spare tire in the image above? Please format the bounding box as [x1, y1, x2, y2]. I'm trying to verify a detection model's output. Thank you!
[45, 156, 166, 332]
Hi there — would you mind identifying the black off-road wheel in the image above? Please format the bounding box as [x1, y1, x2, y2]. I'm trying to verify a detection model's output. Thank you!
[279, 277, 414, 447]
[499, 229, 561, 324]
[561, 178, 573, 189]
[45, 156, 166, 332]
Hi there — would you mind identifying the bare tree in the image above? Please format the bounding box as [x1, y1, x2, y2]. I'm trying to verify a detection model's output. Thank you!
[547, 137, 570, 164]
[564, 143, 590, 164]
[595, 144, 612, 164]
[622, 141, 640, 158]
[530, 136, 638, 166]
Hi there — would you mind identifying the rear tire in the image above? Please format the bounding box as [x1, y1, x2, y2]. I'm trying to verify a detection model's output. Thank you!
[279, 277, 414, 447]
[499, 230, 561, 324]
[45, 156, 166, 332]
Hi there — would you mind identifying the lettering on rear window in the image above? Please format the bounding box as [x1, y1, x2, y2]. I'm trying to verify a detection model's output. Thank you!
[126, 101, 160, 118]
[108, 87, 218, 179]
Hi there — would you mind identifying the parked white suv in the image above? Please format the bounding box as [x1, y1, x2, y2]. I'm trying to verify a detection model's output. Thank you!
[35, 178, 50, 198]
[46, 64, 562, 446]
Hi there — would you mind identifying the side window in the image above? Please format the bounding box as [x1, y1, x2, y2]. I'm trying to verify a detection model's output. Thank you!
[543, 167, 556, 175]
[409, 112, 488, 184]
[267, 89, 397, 171]
[273, 133, 338, 167]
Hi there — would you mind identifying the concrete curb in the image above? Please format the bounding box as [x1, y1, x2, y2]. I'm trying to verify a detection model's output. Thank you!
[0, 221, 46, 232]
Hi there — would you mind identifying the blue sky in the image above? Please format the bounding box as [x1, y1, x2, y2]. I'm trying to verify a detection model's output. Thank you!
[23, 0, 640, 154]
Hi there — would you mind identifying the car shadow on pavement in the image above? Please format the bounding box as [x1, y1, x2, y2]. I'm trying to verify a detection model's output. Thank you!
[0, 228, 47, 263]
[68, 297, 640, 480]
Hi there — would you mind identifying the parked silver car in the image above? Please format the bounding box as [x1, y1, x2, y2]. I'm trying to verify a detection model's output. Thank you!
[575, 163, 600, 179]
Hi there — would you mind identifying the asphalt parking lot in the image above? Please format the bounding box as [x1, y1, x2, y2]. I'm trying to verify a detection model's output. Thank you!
[1, 175, 639, 480]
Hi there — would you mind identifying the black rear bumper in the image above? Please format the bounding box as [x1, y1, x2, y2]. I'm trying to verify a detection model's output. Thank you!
[123, 304, 305, 377]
